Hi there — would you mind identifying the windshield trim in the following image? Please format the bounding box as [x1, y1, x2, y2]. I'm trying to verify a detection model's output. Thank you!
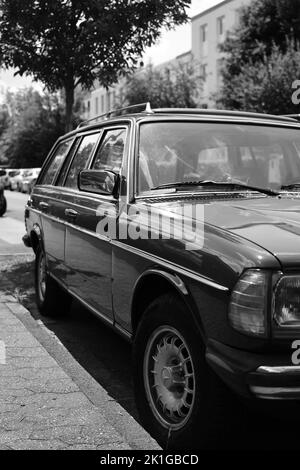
[134, 119, 300, 198]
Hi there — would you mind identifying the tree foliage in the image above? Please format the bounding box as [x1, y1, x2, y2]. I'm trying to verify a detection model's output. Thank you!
[119, 60, 203, 109]
[217, 42, 300, 114]
[221, 0, 300, 78]
[1, 88, 66, 168]
[0, 0, 191, 130]
[218, 0, 300, 112]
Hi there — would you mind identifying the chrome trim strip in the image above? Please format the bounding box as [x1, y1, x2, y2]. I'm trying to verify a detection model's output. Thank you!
[29, 207, 110, 242]
[256, 365, 300, 374]
[29, 208, 229, 292]
[250, 385, 300, 400]
[114, 323, 132, 342]
[112, 240, 229, 291]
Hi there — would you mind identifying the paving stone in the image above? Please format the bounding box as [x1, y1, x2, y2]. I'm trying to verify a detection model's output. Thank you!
[0, 265, 160, 450]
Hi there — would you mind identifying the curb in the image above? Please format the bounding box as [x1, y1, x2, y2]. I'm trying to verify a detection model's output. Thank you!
[0, 291, 160, 450]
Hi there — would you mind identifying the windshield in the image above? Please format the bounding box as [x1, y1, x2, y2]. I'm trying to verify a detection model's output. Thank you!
[137, 122, 300, 194]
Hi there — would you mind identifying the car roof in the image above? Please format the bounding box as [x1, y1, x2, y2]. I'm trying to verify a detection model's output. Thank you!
[60, 103, 300, 142]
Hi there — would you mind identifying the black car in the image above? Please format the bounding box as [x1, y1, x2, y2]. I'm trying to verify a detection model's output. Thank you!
[23, 104, 300, 448]
[0, 170, 7, 216]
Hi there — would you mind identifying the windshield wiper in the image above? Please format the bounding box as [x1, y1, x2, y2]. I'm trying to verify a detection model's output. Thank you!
[281, 183, 300, 190]
[151, 180, 280, 196]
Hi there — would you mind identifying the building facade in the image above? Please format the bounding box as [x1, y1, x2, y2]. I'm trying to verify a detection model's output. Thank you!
[191, 0, 250, 106]
[83, 0, 251, 119]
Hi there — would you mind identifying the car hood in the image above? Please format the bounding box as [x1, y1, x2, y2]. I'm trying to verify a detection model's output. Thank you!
[149, 195, 300, 268]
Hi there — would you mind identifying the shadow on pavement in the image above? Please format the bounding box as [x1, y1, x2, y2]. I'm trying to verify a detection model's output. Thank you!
[2, 256, 300, 450]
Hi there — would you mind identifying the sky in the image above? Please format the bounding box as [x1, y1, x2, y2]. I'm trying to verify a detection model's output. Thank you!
[0, 0, 221, 90]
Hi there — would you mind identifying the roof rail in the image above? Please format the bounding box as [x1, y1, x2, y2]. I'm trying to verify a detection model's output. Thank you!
[281, 114, 300, 121]
[150, 108, 297, 122]
[77, 102, 153, 129]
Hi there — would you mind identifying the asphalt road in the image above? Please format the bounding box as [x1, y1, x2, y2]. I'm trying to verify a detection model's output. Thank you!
[0, 190, 31, 255]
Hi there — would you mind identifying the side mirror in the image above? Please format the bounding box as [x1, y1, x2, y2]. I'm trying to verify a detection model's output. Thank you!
[78, 169, 119, 197]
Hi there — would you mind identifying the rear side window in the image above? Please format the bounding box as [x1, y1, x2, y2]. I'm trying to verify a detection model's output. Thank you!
[56, 137, 81, 186]
[64, 133, 99, 189]
[40, 140, 73, 185]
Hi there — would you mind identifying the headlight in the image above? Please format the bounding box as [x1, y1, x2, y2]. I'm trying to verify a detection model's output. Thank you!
[273, 275, 300, 328]
[229, 269, 268, 337]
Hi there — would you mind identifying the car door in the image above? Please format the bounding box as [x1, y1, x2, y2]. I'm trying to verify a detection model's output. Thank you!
[31, 138, 74, 280]
[64, 125, 128, 322]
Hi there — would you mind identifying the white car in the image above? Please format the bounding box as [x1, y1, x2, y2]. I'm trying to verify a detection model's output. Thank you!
[21, 168, 41, 193]
[8, 169, 22, 190]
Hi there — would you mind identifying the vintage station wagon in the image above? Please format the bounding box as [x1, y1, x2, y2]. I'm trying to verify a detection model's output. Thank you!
[24, 104, 300, 448]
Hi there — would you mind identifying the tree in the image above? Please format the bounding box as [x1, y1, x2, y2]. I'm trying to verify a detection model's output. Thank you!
[2, 88, 66, 168]
[217, 42, 300, 114]
[0, 105, 10, 165]
[221, 0, 300, 79]
[218, 0, 300, 112]
[119, 60, 203, 109]
[0, 0, 191, 131]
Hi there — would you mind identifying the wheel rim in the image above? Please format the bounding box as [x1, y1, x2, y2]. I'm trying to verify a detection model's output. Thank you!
[38, 251, 46, 301]
[144, 326, 196, 430]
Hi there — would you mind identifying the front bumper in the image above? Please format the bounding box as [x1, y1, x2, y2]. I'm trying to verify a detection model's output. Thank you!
[206, 339, 300, 401]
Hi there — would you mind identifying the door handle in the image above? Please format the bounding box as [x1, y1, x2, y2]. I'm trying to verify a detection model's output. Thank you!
[65, 208, 78, 218]
[39, 202, 49, 211]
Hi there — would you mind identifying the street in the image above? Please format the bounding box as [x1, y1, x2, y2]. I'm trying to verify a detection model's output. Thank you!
[0, 191, 31, 255]
[1, 191, 300, 449]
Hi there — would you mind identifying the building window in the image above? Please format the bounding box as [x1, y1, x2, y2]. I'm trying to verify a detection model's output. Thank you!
[95, 97, 99, 115]
[235, 9, 241, 26]
[101, 95, 105, 113]
[201, 64, 208, 81]
[107, 92, 111, 111]
[200, 24, 208, 57]
[217, 16, 225, 43]
[216, 58, 224, 89]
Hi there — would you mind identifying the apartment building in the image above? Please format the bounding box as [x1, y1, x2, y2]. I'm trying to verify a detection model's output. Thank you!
[83, 0, 251, 119]
[192, 0, 251, 106]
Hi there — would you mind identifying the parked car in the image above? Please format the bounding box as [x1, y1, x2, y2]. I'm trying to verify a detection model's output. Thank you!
[23, 104, 300, 448]
[0, 168, 10, 189]
[20, 168, 41, 193]
[0, 170, 7, 216]
[8, 169, 26, 191]
[8, 169, 21, 191]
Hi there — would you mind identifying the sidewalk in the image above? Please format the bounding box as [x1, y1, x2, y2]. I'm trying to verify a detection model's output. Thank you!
[0, 289, 160, 450]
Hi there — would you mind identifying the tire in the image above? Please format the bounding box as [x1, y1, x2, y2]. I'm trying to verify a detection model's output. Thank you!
[35, 245, 71, 317]
[133, 293, 230, 450]
[0, 194, 7, 217]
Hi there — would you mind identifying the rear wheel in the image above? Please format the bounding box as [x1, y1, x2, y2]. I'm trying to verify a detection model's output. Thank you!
[35, 245, 71, 317]
[133, 293, 230, 449]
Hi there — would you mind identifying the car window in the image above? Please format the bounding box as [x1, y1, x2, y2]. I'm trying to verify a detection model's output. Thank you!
[40, 140, 73, 186]
[64, 133, 99, 189]
[56, 137, 82, 186]
[92, 128, 126, 174]
[137, 122, 300, 193]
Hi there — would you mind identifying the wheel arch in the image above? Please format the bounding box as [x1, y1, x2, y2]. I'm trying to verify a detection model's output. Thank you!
[131, 269, 205, 340]
[30, 224, 44, 254]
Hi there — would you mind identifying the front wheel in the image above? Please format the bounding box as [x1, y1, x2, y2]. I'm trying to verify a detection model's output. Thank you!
[35, 245, 71, 317]
[133, 294, 230, 449]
